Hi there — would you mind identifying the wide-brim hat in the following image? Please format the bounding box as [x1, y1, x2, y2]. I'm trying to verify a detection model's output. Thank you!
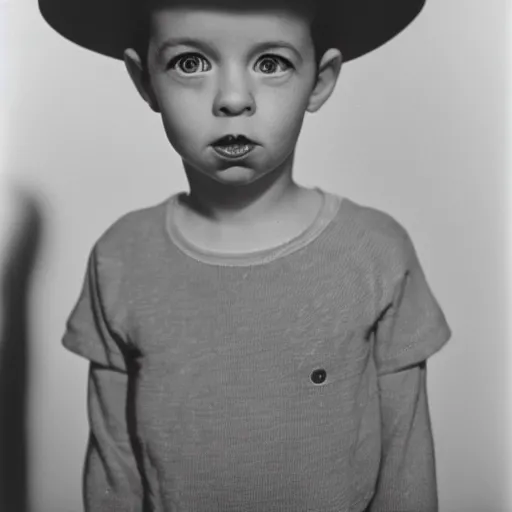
[39, 0, 426, 62]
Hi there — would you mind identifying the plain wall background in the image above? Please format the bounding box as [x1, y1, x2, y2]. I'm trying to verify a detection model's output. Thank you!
[1, 0, 510, 510]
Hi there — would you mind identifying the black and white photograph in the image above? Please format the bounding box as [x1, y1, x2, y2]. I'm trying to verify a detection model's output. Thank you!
[1, 0, 510, 510]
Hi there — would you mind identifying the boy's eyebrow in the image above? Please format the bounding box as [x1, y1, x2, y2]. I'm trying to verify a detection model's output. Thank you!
[156, 38, 213, 60]
[156, 37, 303, 62]
[252, 41, 303, 62]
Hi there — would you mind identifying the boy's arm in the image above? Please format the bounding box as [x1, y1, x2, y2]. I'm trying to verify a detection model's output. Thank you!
[84, 362, 144, 512]
[367, 227, 451, 511]
[62, 246, 144, 510]
[368, 361, 438, 512]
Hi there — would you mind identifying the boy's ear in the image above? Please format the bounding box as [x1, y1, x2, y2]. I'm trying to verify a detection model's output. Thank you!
[124, 48, 160, 113]
[306, 49, 343, 113]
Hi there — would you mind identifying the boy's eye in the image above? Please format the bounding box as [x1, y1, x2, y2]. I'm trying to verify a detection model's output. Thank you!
[168, 53, 210, 74]
[256, 55, 293, 74]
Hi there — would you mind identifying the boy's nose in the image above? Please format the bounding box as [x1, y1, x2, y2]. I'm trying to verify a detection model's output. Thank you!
[213, 72, 256, 117]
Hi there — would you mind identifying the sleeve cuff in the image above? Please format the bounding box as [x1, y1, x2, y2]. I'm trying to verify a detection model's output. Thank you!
[62, 332, 127, 372]
[376, 323, 451, 376]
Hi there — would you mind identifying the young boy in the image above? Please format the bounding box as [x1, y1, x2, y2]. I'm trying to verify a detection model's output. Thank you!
[40, 0, 451, 510]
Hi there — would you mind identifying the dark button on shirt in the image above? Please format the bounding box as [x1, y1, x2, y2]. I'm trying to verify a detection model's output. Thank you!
[311, 368, 327, 384]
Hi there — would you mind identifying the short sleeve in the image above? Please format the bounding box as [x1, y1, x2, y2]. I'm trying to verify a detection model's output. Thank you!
[374, 234, 451, 376]
[62, 246, 127, 372]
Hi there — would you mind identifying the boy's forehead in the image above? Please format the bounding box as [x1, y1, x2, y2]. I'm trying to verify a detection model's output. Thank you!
[147, 0, 317, 50]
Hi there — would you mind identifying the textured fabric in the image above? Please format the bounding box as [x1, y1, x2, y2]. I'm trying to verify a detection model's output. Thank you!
[63, 188, 451, 512]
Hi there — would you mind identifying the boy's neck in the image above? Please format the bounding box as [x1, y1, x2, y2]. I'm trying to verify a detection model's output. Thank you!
[175, 163, 323, 254]
[182, 161, 300, 228]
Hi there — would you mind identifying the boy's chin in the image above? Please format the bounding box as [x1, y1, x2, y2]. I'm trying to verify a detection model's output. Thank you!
[209, 166, 262, 185]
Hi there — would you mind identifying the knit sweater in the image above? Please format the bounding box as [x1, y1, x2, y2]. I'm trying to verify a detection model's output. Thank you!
[63, 188, 451, 512]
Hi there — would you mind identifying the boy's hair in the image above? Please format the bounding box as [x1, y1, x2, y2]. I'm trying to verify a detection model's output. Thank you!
[131, 2, 335, 78]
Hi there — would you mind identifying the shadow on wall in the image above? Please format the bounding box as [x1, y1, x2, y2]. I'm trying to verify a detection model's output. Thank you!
[0, 187, 43, 512]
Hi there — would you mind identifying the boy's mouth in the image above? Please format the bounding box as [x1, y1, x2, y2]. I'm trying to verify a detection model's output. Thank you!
[211, 134, 257, 159]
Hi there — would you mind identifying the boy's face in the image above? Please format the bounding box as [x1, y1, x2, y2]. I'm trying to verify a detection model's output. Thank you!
[125, 0, 341, 186]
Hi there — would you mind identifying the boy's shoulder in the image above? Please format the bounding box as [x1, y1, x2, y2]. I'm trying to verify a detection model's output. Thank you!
[341, 196, 410, 244]
[93, 197, 170, 259]
[335, 194, 417, 266]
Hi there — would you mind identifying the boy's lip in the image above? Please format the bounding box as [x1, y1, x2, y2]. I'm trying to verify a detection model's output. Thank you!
[212, 144, 256, 160]
[211, 134, 257, 146]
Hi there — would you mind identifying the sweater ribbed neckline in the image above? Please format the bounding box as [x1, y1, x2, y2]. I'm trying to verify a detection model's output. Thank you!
[165, 187, 344, 267]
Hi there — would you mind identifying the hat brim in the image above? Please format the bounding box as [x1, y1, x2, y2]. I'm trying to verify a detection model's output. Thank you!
[39, 0, 426, 62]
